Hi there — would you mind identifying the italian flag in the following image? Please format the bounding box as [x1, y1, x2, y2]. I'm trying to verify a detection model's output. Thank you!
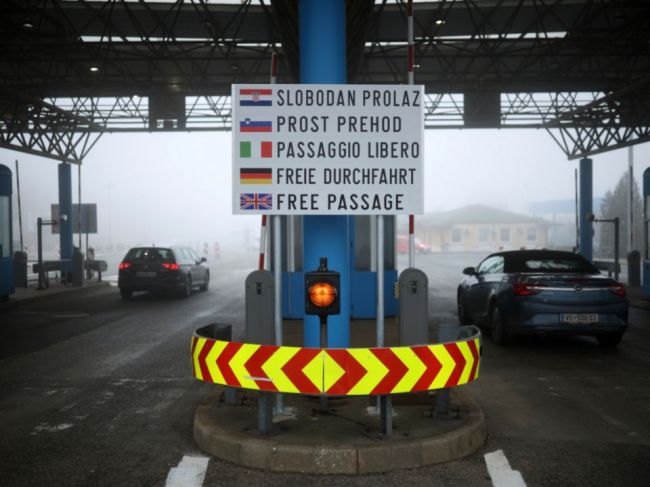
[240, 141, 272, 159]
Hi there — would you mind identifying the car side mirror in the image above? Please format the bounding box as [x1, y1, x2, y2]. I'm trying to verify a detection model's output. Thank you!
[200, 257, 207, 264]
[462, 266, 475, 276]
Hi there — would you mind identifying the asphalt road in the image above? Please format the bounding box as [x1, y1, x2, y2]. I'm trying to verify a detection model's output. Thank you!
[1, 250, 649, 486]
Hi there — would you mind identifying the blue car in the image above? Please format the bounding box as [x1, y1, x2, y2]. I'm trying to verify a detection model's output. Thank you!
[457, 250, 628, 346]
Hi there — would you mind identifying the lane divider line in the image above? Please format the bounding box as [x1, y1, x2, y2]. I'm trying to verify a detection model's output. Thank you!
[165, 455, 209, 487]
[484, 449, 527, 487]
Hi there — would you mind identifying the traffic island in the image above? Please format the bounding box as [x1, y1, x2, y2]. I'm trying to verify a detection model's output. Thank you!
[194, 387, 486, 474]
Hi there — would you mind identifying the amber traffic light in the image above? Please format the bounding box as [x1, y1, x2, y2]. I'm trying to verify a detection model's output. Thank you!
[308, 282, 337, 308]
[305, 257, 340, 318]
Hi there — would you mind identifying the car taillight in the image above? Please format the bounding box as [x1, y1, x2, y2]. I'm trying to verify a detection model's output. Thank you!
[512, 282, 544, 296]
[118, 262, 131, 270]
[161, 263, 180, 270]
[608, 282, 626, 297]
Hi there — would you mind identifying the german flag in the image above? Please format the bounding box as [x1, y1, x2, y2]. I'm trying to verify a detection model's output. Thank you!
[240, 168, 272, 185]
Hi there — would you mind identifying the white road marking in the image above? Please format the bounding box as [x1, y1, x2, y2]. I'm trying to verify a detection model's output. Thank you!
[165, 455, 209, 487]
[31, 423, 74, 435]
[485, 450, 527, 487]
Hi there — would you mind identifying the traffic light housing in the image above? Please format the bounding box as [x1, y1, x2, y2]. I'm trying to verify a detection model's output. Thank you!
[305, 257, 340, 318]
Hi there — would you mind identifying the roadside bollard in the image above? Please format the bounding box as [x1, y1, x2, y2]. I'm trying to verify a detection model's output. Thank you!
[244, 271, 275, 434]
[13, 251, 27, 288]
[628, 250, 641, 287]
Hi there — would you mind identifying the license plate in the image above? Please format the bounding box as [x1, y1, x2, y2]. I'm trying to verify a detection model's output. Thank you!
[136, 271, 156, 278]
[561, 313, 599, 324]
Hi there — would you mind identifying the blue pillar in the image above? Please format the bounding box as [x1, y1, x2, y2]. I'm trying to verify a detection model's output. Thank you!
[0, 164, 15, 298]
[58, 163, 73, 279]
[579, 157, 593, 261]
[300, 0, 351, 348]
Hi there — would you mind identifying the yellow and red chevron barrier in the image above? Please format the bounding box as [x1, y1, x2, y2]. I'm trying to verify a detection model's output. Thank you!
[191, 333, 481, 396]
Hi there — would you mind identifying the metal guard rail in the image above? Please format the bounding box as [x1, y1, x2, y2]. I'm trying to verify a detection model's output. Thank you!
[191, 325, 481, 396]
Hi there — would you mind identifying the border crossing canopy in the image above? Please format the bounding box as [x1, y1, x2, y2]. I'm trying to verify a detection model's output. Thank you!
[232, 84, 424, 215]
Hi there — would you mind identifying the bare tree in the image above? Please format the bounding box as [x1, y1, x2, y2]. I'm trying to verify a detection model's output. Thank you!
[597, 169, 644, 258]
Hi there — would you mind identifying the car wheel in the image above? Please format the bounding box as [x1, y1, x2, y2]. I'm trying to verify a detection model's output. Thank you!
[120, 288, 132, 300]
[457, 291, 471, 325]
[490, 304, 509, 345]
[180, 278, 192, 298]
[199, 272, 210, 292]
[596, 333, 623, 348]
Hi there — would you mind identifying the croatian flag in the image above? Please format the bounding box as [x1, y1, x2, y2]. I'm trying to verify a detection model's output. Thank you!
[240, 119, 272, 133]
[240, 88, 272, 107]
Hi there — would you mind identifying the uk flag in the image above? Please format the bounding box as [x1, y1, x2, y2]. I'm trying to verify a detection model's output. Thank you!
[240, 193, 273, 211]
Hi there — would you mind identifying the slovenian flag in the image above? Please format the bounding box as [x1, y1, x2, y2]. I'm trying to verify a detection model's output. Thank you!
[240, 168, 272, 185]
[240, 119, 272, 133]
[240, 88, 272, 106]
[240, 141, 272, 158]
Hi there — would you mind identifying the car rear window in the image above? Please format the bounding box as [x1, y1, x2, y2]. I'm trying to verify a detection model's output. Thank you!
[125, 248, 174, 262]
[504, 252, 597, 273]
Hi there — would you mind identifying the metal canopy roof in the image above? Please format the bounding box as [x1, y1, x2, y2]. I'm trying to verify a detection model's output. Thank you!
[1, 0, 649, 162]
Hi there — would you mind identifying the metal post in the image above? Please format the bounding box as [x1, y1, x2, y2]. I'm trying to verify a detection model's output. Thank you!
[574, 168, 579, 252]
[644, 168, 650, 297]
[258, 392, 273, 435]
[319, 315, 328, 413]
[77, 163, 82, 250]
[370, 216, 377, 272]
[37, 217, 45, 290]
[628, 147, 634, 252]
[58, 163, 73, 281]
[614, 216, 620, 282]
[436, 324, 460, 416]
[377, 215, 385, 348]
[258, 214, 268, 270]
[273, 215, 284, 414]
[288, 216, 295, 273]
[300, 0, 350, 349]
[380, 395, 393, 436]
[579, 158, 593, 261]
[409, 215, 415, 267]
[15, 160, 24, 252]
[377, 214, 391, 435]
[407, 0, 415, 269]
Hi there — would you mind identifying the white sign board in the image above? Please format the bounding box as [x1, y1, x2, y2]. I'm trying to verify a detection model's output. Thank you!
[232, 84, 424, 215]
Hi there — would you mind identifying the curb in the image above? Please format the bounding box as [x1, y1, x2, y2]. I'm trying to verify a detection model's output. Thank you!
[629, 298, 650, 311]
[0, 281, 112, 309]
[193, 390, 486, 474]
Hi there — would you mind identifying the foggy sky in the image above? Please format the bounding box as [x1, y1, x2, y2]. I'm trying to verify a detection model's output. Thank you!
[2, 129, 649, 254]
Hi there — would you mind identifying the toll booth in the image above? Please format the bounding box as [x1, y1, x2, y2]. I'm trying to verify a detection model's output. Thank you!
[643, 167, 650, 298]
[0, 164, 15, 300]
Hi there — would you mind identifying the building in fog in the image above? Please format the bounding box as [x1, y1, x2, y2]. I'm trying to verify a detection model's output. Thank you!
[415, 204, 550, 252]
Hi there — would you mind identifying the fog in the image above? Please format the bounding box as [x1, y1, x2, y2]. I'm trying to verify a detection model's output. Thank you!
[2, 129, 649, 259]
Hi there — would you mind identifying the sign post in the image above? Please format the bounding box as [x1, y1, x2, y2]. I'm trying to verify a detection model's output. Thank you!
[232, 84, 424, 349]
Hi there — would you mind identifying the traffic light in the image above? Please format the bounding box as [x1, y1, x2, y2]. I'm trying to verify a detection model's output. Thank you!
[305, 257, 340, 319]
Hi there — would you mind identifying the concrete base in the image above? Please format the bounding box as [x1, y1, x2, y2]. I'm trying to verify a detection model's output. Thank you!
[194, 388, 486, 474]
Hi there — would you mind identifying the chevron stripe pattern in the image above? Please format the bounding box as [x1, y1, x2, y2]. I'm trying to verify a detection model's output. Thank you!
[191, 336, 481, 396]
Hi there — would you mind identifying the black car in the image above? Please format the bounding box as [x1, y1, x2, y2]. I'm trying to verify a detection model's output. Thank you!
[118, 246, 209, 299]
[457, 250, 628, 346]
